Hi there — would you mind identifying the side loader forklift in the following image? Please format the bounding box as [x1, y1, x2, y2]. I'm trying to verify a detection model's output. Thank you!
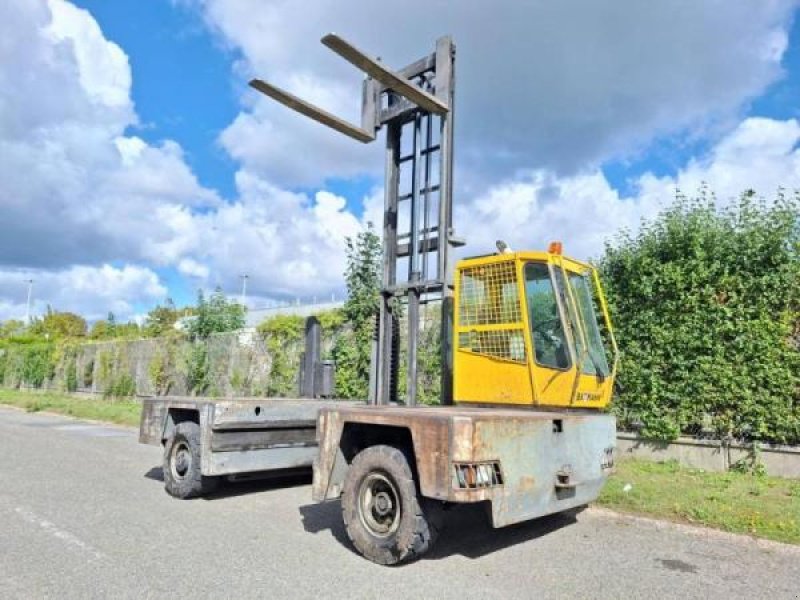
[139, 34, 618, 565]
[313, 246, 617, 564]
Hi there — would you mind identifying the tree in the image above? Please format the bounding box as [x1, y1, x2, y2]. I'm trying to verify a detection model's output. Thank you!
[30, 308, 87, 339]
[189, 288, 246, 340]
[91, 317, 140, 340]
[114, 321, 141, 339]
[0, 319, 25, 339]
[143, 299, 180, 337]
[89, 312, 117, 340]
[89, 320, 112, 339]
[599, 189, 800, 444]
[332, 225, 382, 399]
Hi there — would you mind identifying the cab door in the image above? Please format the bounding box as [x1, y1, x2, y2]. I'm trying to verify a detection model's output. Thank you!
[522, 261, 580, 407]
[560, 263, 615, 409]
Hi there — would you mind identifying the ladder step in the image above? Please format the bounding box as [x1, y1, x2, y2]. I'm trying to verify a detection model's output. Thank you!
[397, 237, 439, 257]
[399, 144, 441, 164]
[398, 184, 440, 201]
[383, 280, 444, 295]
[397, 226, 439, 240]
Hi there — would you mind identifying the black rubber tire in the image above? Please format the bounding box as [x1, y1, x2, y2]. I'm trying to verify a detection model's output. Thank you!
[341, 445, 442, 565]
[163, 421, 219, 499]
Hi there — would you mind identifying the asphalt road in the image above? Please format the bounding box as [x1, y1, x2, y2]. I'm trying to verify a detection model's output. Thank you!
[0, 406, 798, 600]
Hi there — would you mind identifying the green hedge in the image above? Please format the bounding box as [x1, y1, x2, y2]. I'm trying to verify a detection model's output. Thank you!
[0, 342, 56, 389]
[600, 191, 800, 444]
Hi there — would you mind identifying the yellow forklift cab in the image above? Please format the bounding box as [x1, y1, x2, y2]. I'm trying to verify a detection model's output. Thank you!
[453, 243, 618, 409]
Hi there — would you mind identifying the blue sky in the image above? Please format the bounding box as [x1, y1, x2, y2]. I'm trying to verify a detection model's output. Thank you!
[0, 1, 799, 322]
[72, 0, 240, 199]
[606, 14, 800, 197]
[73, 0, 383, 211]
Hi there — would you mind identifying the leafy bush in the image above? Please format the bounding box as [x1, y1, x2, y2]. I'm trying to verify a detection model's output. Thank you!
[146, 352, 167, 396]
[417, 310, 443, 405]
[104, 373, 136, 398]
[258, 314, 303, 396]
[65, 359, 78, 392]
[83, 359, 94, 387]
[96, 350, 114, 390]
[20, 344, 56, 388]
[185, 344, 210, 395]
[189, 288, 245, 340]
[332, 227, 381, 399]
[142, 300, 181, 337]
[257, 314, 304, 340]
[29, 309, 87, 339]
[599, 190, 800, 444]
[316, 308, 346, 334]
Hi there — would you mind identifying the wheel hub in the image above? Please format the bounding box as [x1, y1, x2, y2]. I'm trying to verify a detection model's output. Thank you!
[374, 492, 393, 515]
[358, 473, 400, 537]
[171, 441, 191, 479]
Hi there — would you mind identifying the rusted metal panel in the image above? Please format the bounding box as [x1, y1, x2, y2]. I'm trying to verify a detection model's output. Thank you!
[312, 404, 455, 501]
[313, 404, 615, 527]
[138, 398, 166, 445]
[210, 398, 353, 430]
[470, 413, 615, 526]
[208, 446, 318, 476]
[209, 428, 316, 452]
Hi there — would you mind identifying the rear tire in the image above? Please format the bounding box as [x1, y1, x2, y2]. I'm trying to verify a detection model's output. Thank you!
[341, 445, 442, 565]
[163, 421, 219, 499]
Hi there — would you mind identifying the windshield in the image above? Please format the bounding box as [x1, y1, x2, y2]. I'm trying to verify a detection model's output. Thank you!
[567, 271, 611, 377]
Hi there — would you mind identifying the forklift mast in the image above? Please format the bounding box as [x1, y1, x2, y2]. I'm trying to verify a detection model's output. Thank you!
[250, 34, 462, 407]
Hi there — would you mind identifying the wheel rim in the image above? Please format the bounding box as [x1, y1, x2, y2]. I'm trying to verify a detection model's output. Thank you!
[357, 472, 401, 537]
[171, 440, 192, 480]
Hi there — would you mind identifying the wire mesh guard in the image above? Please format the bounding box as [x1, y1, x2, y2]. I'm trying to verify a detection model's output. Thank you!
[457, 261, 526, 363]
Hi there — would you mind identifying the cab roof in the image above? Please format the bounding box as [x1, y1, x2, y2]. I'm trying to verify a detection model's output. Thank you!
[457, 250, 594, 272]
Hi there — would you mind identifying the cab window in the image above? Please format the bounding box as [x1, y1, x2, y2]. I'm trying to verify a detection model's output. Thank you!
[524, 263, 571, 370]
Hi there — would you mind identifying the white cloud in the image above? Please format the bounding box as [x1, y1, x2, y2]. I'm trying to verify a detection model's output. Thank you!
[45, 0, 133, 115]
[0, 264, 167, 322]
[0, 0, 220, 270]
[177, 258, 210, 280]
[1, 0, 799, 323]
[177, 172, 364, 298]
[458, 117, 800, 262]
[0, 0, 221, 318]
[638, 117, 800, 202]
[194, 0, 798, 187]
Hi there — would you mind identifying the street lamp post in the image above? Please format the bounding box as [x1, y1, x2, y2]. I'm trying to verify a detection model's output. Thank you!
[25, 279, 34, 325]
[239, 274, 249, 307]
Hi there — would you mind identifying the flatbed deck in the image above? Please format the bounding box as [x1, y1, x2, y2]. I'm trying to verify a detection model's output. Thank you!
[139, 396, 359, 477]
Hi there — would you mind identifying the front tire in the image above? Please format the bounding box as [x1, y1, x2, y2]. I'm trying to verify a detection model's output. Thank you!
[163, 421, 219, 499]
[341, 445, 441, 565]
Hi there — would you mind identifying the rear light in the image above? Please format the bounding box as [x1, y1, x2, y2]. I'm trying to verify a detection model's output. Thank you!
[453, 461, 503, 489]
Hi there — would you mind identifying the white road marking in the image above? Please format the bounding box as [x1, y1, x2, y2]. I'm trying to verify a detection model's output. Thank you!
[14, 507, 106, 562]
[52, 424, 129, 437]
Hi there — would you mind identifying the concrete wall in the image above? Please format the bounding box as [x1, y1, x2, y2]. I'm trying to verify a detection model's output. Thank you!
[617, 432, 800, 479]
